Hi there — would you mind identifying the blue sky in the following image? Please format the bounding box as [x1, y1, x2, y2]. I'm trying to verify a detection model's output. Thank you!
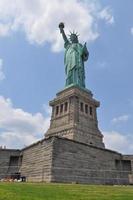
[0, 0, 133, 154]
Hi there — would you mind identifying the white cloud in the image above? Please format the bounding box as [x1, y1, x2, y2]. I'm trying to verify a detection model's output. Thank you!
[0, 0, 114, 52]
[0, 58, 5, 81]
[0, 96, 50, 149]
[0, 23, 10, 37]
[111, 115, 129, 124]
[131, 27, 133, 35]
[103, 131, 133, 154]
[99, 7, 114, 24]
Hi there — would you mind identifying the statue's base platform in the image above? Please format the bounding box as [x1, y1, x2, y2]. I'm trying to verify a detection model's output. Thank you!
[45, 85, 105, 149]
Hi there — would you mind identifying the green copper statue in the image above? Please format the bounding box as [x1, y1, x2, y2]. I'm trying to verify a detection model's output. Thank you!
[59, 22, 89, 88]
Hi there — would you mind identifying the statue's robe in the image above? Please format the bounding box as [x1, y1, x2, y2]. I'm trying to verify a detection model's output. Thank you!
[64, 41, 89, 88]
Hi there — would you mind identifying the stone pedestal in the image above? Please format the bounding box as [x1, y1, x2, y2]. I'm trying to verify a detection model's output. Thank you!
[45, 86, 105, 148]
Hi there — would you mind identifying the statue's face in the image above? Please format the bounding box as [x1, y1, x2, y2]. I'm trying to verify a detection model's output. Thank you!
[70, 34, 78, 43]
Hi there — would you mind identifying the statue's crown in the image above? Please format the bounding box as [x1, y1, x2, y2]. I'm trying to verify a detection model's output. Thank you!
[68, 31, 79, 42]
[68, 30, 79, 37]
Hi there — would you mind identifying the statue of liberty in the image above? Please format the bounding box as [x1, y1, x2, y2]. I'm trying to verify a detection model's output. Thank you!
[59, 22, 89, 88]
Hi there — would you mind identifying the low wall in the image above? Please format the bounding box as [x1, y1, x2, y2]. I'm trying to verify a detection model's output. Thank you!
[19, 136, 133, 184]
[0, 149, 20, 179]
[51, 137, 132, 184]
[20, 137, 54, 182]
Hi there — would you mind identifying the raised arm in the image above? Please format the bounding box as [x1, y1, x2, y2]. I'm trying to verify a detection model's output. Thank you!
[59, 23, 69, 44]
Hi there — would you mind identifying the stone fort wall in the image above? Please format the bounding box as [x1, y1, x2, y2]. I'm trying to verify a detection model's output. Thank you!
[20, 137, 54, 182]
[0, 149, 20, 179]
[0, 136, 133, 184]
[19, 136, 133, 184]
[51, 137, 132, 184]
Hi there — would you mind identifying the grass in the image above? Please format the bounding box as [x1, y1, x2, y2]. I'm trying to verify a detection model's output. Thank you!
[0, 183, 133, 200]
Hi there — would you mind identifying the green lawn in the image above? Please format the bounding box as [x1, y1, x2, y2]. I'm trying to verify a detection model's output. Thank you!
[0, 183, 133, 200]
